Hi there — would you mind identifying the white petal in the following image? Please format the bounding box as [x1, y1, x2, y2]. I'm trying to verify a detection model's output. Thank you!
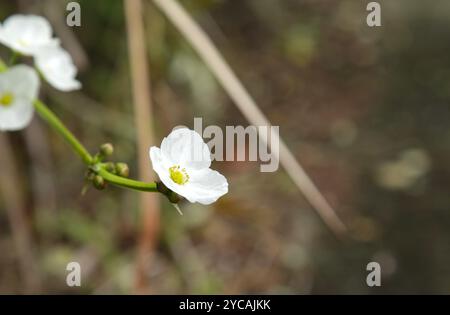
[182, 168, 228, 205]
[1, 65, 40, 98]
[149, 146, 183, 195]
[0, 65, 39, 131]
[0, 15, 59, 55]
[160, 128, 211, 170]
[35, 46, 81, 91]
[0, 98, 34, 131]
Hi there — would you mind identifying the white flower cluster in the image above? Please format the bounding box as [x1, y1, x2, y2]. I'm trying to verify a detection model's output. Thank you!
[0, 15, 81, 131]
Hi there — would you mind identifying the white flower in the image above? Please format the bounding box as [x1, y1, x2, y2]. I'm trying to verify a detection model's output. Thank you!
[0, 14, 81, 92]
[35, 46, 81, 92]
[149, 128, 228, 205]
[0, 15, 59, 56]
[0, 65, 39, 131]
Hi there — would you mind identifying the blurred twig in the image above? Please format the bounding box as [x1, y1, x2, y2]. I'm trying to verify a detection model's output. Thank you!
[0, 134, 42, 293]
[124, 0, 160, 294]
[151, 0, 347, 237]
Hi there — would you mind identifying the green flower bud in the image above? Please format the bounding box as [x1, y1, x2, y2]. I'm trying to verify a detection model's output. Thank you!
[100, 143, 114, 156]
[93, 175, 106, 190]
[115, 162, 129, 178]
[85, 170, 95, 181]
[105, 162, 116, 173]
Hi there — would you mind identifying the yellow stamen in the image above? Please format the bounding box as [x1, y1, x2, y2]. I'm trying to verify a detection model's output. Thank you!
[169, 165, 189, 185]
[0, 92, 14, 107]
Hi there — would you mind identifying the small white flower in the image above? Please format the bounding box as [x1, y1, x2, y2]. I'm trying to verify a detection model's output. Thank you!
[0, 65, 39, 131]
[150, 128, 228, 205]
[35, 46, 81, 92]
[0, 14, 59, 55]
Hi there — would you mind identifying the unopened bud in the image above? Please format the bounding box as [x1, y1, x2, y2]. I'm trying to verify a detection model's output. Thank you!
[115, 162, 129, 177]
[105, 162, 115, 173]
[85, 170, 95, 181]
[93, 175, 106, 190]
[100, 143, 114, 156]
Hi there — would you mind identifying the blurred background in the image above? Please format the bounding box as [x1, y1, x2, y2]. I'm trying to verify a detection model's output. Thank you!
[1, 0, 450, 294]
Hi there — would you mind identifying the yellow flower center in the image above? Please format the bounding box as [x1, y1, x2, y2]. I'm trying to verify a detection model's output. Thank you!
[169, 165, 189, 185]
[0, 92, 14, 107]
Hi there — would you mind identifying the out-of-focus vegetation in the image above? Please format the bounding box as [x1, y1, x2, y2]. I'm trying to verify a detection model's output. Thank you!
[1, 0, 450, 294]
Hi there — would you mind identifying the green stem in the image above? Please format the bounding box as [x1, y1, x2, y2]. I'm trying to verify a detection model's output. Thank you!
[34, 99, 93, 165]
[96, 166, 158, 192]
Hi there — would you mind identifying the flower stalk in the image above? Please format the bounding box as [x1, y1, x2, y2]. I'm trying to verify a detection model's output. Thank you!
[33, 99, 93, 164]
[95, 166, 158, 192]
